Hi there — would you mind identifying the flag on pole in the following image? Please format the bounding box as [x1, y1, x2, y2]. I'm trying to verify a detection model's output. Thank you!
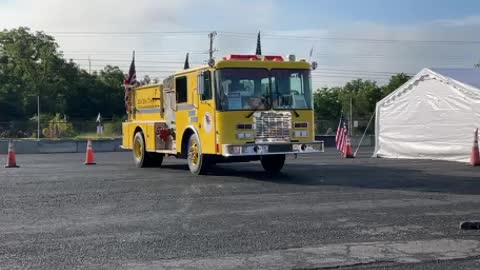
[335, 114, 348, 152]
[125, 51, 137, 86]
[256, 31, 262, 55]
[123, 51, 137, 114]
[184, 52, 190, 69]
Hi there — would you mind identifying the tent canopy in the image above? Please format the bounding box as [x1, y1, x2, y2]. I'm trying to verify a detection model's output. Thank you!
[374, 68, 480, 163]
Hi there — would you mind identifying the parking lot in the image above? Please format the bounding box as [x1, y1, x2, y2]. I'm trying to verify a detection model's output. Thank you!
[1, 148, 480, 269]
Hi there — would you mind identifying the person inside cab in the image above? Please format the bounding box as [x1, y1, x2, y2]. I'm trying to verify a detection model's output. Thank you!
[243, 81, 267, 110]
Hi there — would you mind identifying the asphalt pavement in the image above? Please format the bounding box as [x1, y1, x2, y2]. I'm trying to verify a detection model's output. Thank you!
[1, 147, 480, 269]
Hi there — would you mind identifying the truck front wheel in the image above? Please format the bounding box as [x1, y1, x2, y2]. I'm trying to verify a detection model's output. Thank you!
[187, 133, 210, 175]
[260, 155, 285, 174]
[133, 132, 163, 168]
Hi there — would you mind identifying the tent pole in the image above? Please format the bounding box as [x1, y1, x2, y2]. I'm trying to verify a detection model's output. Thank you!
[354, 112, 376, 157]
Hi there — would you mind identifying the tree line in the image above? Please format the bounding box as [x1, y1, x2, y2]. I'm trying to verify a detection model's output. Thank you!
[0, 27, 125, 122]
[313, 74, 411, 134]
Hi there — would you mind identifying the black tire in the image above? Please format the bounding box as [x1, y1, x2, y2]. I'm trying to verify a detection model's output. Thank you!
[187, 133, 210, 175]
[132, 132, 164, 168]
[261, 155, 285, 174]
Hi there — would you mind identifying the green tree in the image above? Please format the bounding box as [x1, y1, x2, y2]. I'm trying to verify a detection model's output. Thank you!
[312, 73, 411, 134]
[313, 87, 341, 119]
[338, 79, 380, 117]
[0, 28, 126, 124]
[0, 27, 62, 117]
[383, 73, 411, 95]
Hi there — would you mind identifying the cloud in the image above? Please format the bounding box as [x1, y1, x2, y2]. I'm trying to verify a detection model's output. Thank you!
[1, 0, 186, 31]
[268, 18, 480, 87]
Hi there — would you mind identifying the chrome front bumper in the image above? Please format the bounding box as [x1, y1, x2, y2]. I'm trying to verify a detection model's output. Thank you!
[222, 141, 324, 157]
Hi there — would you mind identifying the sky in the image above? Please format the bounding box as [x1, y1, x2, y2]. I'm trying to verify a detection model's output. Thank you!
[1, 0, 480, 88]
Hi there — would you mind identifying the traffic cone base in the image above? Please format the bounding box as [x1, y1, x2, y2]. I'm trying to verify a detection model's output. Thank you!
[5, 141, 19, 168]
[85, 139, 96, 165]
[470, 128, 480, 166]
[343, 138, 354, 159]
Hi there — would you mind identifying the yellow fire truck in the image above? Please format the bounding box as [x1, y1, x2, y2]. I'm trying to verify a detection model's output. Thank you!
[122, 54, 324, 175]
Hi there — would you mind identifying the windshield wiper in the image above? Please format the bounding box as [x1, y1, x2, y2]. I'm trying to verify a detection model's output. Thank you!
[245, 95, 271, 118]
[277, 95, 300, 117]
[245, 109, 259, 118]
[290, 105, 300, 117]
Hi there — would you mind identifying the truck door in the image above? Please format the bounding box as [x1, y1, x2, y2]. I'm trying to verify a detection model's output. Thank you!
[197, 70, 216, 154]
[163, 76, 176, 150]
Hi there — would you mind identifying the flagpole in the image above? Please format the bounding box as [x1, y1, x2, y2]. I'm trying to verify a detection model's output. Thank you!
[256, 31, 262, 55]
[354, 112, 375, 157]
[349, 96, 353, 136]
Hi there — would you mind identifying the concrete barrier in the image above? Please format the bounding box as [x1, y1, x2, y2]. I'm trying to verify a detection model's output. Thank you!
[38, 141, 77, 153]
[0, 135, 375, 154]
[0, 139, 127, 154]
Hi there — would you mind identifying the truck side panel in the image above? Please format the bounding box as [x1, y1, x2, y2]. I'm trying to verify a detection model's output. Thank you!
[173, 70, 217, 156]
[174, 72, 198, 154]
[122, 122, 132, 149]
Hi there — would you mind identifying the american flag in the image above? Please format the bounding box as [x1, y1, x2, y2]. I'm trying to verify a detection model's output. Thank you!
[335, 114, 348, 153]
[124, 51, 137, 113]
[125, 51, 137, 86]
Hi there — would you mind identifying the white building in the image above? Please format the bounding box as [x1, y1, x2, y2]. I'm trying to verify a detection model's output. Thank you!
[374, 68, 480, 163]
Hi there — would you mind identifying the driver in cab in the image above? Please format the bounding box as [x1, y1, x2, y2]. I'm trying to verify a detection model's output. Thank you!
[243, 83, 267, 110]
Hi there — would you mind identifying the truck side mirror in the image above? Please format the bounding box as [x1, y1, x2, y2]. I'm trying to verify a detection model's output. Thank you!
[197, 72, 205, 95]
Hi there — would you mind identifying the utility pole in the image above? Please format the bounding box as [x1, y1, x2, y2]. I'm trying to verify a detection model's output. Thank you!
[88, 56, 92, 74]
[37, 95, 40, 141]
[349, 96, 353, 136]
[208, 31, 217, 60]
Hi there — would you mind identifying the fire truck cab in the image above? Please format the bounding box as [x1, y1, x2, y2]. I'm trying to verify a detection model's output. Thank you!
[122, 54, 324, 175]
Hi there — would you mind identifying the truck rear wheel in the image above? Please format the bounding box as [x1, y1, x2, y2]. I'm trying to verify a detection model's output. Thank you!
[261, 155, 285, 174]
[133, 132, 163, 168]
[187, 133, 210, 175]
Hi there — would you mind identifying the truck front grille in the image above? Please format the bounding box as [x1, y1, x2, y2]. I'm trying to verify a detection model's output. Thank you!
[253, 112, 292, 142]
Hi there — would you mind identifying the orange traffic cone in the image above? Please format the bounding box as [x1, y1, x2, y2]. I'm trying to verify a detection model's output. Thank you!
[343, 136, 354, 159]
[84, 138, 96, 165]
[470, 128, 480, 166]
[5, 140, 19, 168]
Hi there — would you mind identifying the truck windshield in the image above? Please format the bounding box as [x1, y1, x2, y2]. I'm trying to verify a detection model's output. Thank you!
[271, 69, 312, 110]
[215, 68, 270, 111]
[215, 68, 312, 111]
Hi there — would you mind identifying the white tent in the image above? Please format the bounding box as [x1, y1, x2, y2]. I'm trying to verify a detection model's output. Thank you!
[374, 68, 480, 163]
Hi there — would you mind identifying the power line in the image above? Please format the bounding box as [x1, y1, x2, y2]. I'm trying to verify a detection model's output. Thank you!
[83, 63, 400, 76]
[71, 58, 205, 64]
[82, 61, 412, 76]
[218, 31, 480, 44]
[63, 52, 209, 57]
[314, 68, 414, 76]
[43, 30, 480, 44]
[48, 31, 209, 35]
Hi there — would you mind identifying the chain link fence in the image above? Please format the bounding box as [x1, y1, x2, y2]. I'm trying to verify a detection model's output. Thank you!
[0, 119, 123, 139]
[1, 116, 374, 139]
[315, 115, 375, 136]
